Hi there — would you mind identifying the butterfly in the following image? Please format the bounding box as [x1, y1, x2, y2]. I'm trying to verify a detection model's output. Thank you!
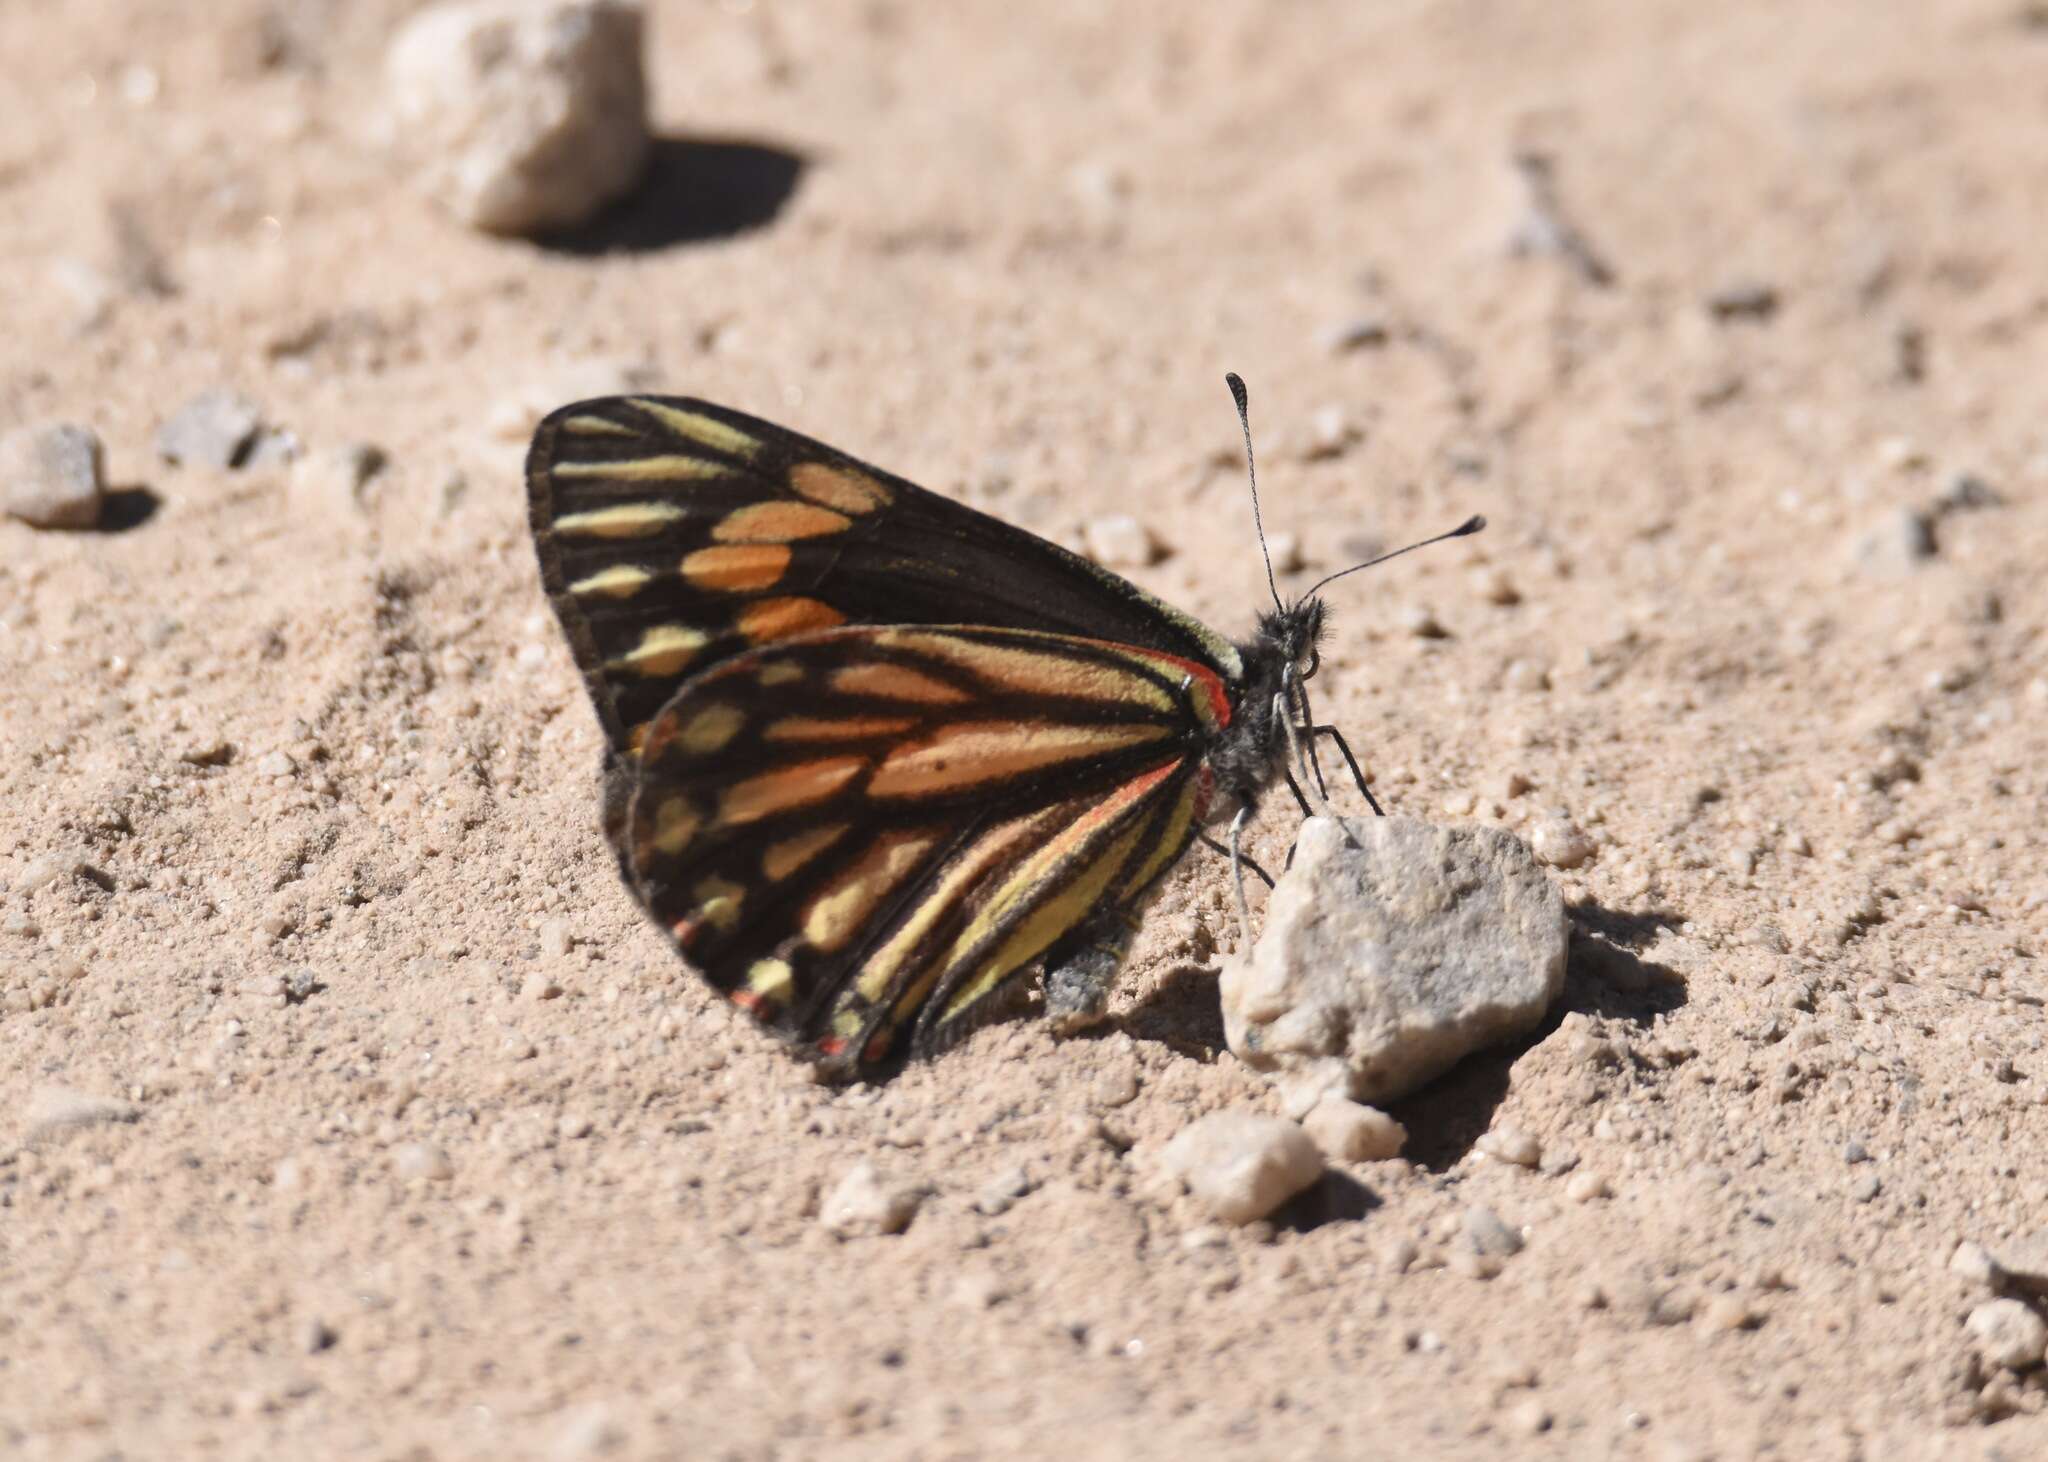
[526, 378, 1481, 1076]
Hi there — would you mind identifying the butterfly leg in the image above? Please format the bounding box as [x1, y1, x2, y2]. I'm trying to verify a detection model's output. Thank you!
[1041, 906, 1144, 1034]
[1310, 725, 1383, 816]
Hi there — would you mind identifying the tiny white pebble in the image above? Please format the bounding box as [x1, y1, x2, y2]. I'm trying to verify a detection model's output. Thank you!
[391, 1142, 453, 1182]
[1476, 1127, 1541, 1168]
[1082, 514, 1159, 568]
[1565, 1171, 1612, 1202]
[1531, 820, 1596, 869]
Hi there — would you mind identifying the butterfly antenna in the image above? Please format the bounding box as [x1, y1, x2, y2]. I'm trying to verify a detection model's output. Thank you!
[1226, 372, 1286, 617]
[1304, 514, 1487, 600]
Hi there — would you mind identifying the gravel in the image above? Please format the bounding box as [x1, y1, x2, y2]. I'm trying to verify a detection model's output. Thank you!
[1, 424, 104, 529]
[1160, 1110, 1324, 1225]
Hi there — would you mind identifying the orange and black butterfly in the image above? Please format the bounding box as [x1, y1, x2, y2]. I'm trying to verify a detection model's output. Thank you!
[526, 380, 1480, 1077]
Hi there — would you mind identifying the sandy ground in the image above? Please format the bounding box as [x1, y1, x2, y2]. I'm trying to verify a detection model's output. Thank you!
[5, 1, 2048, 1457]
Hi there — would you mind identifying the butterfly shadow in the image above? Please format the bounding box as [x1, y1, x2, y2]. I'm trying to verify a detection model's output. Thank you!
[534, 136, 807, 255]
[1373, 899, 1692, 1174]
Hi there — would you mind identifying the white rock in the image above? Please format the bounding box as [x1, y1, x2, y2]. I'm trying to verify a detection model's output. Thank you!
[386, 0, 649, 236]
[25, 1084, 140, 1140]
[392, 1141, 454, 1181]
[1530, 819, 1596, 869]
[1083, 513, 1158, 568]
[1301, 1098, 1406, 1162]
[1265, 531, 1303, 575]
[1966, 1299, 2047, 1371]
[1, 425, 104, 529]
[1160, 1111, 1323, 1225]
[156, 389, 264, 468]
[820, 1161, 924, 1237]
[1849, 507, 1938, 575]
[1950, 1241, 2001, 1288]
[1220, 817, 1568, 1107]
[1476, 1127, 1542, 1168]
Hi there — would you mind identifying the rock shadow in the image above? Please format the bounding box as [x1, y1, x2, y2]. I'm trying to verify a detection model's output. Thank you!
[1390, 899, 1690, 1171]
[1118, 963, 1228, 1062]
[1275, 1170, 1382, 1232]
[535, 136, 806, 255]
[99, 487, 162, 533]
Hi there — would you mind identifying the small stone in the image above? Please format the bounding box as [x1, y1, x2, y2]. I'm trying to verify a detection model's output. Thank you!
[558, 1112, 593, 1140]
[1565, 1171, 1612, 1203]
[1476, 1127, 1541, 1168]
[820, 1161, 926, 1237]
[1317, 317, 1390, 354]
[1505, 1399, 1552, 1436]
[294, 441, 388, 512]
[1701, 1296, 1760, 1333]
[300, 1317, 338, 1354]
[1530, 819, 1596, 869]
[4, 912, 39, 937]
[1842, 1139, 1871, 1164]
[392, 1142, 454, 1182]
[1462, 1206, 1524, 1258]
[385, 0, 650, 236]
[1502, 771, 1534, 799]
[523, 973, 564, 1001]
[973, 1165, 1032, 1217]
[1992, 1235, 2048, 1296]
[1966, 1299, 2048, 1371]
[156, 389, 264, 469]
[1304, 405, 1356, 460]
[179, 739, 235, 767]
[25, 1084, 141, 1140]
[1, 424, 105, 529]
[257, 750, 297, 778]
[1850, 507, 1938, 574]
[1301, 1098, 1406, 1162]
[1265, 531, 1303, 575]
[1502, 658, 1551, 693]
[1082, 514, 1158, 568]
[1949, 1241, 2001, 1288]
[1471, 566, 1520, 606]
[1706, 280, 1778, 321]
[949, 1269, 1007, 1310]
[1160, 1111, 1324, 1225]
[538, 919, 574, 957]
[1221, 817, 1569, 1107]
[1401, 605, 1448, 639]
[1938, 472, 2003, 513]
[1851, 1173, 1882, 1203]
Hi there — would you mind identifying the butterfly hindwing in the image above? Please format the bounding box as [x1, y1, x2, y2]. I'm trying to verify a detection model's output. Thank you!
[620, 625, 1220, 1070]
[526, 395, 1244, 769]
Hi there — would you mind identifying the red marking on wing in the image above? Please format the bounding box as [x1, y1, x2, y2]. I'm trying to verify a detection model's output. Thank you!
[1119, 647, 1233, 729]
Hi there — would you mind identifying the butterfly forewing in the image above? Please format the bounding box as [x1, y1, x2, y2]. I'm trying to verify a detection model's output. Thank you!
[526, 395, 1249, 1073]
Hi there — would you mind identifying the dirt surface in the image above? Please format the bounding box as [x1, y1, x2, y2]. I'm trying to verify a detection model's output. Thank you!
[5, 2, 2048, 1457]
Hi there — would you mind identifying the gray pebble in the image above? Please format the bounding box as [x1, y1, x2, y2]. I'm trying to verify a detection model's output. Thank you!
[820, 1161, 926, 1236]
[1463, 1206, 1524, 1258]
[1, 424, 105, 529]
[1842, 1139, 1871, 1164]
[1706, 280, 1779, 322]
[156, 389, 264, 469]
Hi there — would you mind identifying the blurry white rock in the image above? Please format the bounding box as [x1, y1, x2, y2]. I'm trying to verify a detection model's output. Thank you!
[1848, 506, 1937, 575]
[157, 389, 264, 469]
[1966, 1299, 2047, 1372]
[1301, 1097, 1406, 1162]
[1, 424, 104, 529]
[26, 1084, 140, 1140]
[1083, 513, 1159, 568]
[820, 1161, 925, 1237]
[1220, 816, 1568, 1109]
[1160, 1110, 1322, 1225]
[386, 0, 649, 236]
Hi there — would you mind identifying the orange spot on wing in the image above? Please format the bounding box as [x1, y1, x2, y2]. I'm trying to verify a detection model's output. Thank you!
[765, 715, 918, 743]
[739, 597, 846, 643]
[715, 501, 852, 543]
[718, 756, 866, 824]
[682, 543, 791, 592]
[789, 462, 890, 515]
[867, 721, 1170, 798]
[828, 661, 969, 704]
